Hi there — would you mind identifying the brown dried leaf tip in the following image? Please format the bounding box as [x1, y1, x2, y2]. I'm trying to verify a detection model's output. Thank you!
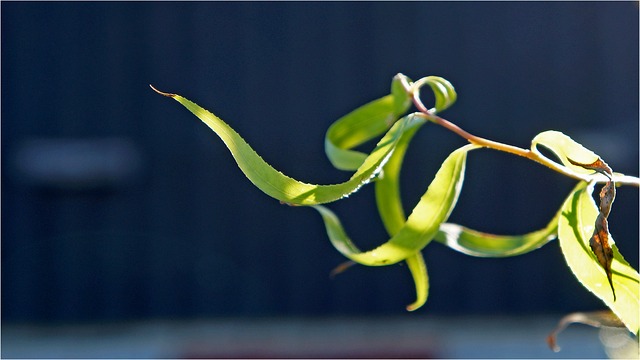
[149, 84, 177, 98]
[591, 211, 615, 300]
[569, 157, 617, 301]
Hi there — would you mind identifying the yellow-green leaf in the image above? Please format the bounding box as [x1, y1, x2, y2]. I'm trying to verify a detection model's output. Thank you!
[324, 94, 405, 171]
[405, 252, 429, 311]
[557, 181, 639, 335]
[434, 218, 558, 257]
[152, 86, 423, 206]
[531, 130, 606, 179]
[373, 117, 428, 310]
[411, 76, 457, 113]
[313, 144, 476, 267]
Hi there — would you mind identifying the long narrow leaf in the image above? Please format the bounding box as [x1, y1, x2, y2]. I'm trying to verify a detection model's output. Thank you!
[431, 182, 586, 257]
[313, 145, 476, 266]
[325, 76, 411, 171]
[405, 252, 429, 311]
[325, 95, 403, 171]
[432, 170, 586, 258]
[374, 119, 428, 310]
[152, 87, 424, 205]
[412, 76, 457, 113]
[374, 124, 423, 235]
[368, 75, 456, 310]
[434, 221, 558, 257]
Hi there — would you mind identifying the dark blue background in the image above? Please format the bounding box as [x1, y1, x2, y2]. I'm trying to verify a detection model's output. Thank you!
[2, 2, 638, 323]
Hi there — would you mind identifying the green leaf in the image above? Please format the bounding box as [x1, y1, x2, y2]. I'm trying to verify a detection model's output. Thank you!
[412, 76, 457, 113]
[373, 116, 428, 310]
[434, 219, 558, 258]
[324, 75, 413, 172]
[374, 121, 423, 236]
[324, 95, 406, 171]
[558, 181, 639, 335]
[431, 182, 592, 257]
[153, 87, 423, 206]
[313, 144, 476, 266]
[391, 73, 413, 115]
[405, 252, 429, 311]
[322, 74, 458, 310]
[531, 131, 607, 179]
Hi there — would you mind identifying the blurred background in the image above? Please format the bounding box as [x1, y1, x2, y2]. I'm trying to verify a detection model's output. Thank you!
[2, 2, 638, 358]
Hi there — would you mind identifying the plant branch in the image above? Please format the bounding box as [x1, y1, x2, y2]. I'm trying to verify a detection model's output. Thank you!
[401, 76, 640, 188]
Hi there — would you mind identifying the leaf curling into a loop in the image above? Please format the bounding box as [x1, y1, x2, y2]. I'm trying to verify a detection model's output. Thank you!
[405, 252, 429, 311]
[411, 76, 457, 113]
[531, 131, 606, 179]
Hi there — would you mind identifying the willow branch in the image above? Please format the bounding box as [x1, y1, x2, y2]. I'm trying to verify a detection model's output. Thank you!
[401, 80, 640, 188]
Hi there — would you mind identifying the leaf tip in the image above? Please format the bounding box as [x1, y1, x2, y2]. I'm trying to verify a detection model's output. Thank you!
[405, 303, 419, 312]
[608, 276, 617, 302]
[329, 260, 356, 278]
[546, 334, 561, 352]
[149, 84, 176, 98]
[405, 298, 426, 312]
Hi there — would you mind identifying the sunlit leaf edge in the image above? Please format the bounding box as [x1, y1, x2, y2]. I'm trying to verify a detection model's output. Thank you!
[557, 181, 639, 335]
[156, 88, 425, 205]
[312, 144, 476, 267]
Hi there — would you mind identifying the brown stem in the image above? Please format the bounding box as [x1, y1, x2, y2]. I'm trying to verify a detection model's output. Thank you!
[409, 86, 640, 187]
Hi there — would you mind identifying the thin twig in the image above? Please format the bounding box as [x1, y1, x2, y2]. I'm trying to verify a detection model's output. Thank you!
[402, 77, 640, 187]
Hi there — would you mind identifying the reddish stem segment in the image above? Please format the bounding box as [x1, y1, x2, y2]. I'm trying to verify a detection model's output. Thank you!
[405, 79, 639, 187]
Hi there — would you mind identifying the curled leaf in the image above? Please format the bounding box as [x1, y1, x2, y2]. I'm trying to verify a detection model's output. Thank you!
[404, 252, 428, 311]
[434, 211, 560, 258]
[374, 119, 423, 236]
[547, 310, 626, 352]
[324, 74, 451, 172]
[557, 182, 639, 334]
[312, 144, 475, 267]
[373, 112, 429, 311]
[432, 181, 608, 258]
[391, 74, 413, 117]
[152, 85, 423, 206]
[324, 94, 406, 171]
[411, 76, 458, 113]
[532, 131, 620, 301]
[531, 131, 607, 180]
